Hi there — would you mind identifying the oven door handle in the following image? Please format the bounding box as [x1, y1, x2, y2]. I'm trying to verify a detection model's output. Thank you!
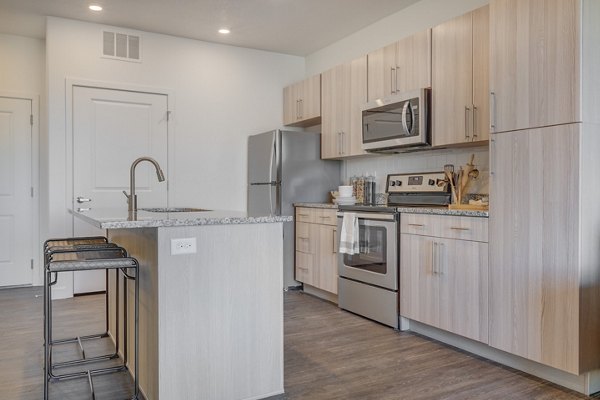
[336, 212, 396, 221]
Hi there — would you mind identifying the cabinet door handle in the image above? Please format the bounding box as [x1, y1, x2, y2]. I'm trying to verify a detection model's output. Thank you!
[298, 237, 309, 240]
[296, 99, 299, 120]
[465, 106, 471, 140]
[333, 229, 337, 254]
[395, 65, 400, 93]
[298, 213, 310, 217]
[76, 196, 92, 203]
[341, 132, 345, 155]
[490, 91, 496, 131]
[390, 67, 396, 94]
[490, 136, 496, 176]
[450, 227, 470, 231]
[408, 223, 424, 227]
[472, 106, 478, 140]
[300, 99, 303, 119]
[438, 242, 444, 275]
[432, 241, 438, 274]
[77, 207, 91, 212]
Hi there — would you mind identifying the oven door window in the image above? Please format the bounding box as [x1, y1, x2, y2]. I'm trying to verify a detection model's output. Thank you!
[342, 223, 387, 274]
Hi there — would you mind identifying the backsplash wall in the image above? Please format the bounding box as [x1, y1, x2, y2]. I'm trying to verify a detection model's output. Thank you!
[343, 146, 489, 196]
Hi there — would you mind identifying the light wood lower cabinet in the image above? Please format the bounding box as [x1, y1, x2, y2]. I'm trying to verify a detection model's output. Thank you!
[400, 214, 489, 344]
[295, 207, 338, 295]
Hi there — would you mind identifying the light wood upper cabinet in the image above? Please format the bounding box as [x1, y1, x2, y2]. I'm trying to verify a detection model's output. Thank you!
[489, 0, 580, 133]
[321, 56, 368, 159]
[489, 124, 586, 374]
[367, 30, 431, 102]
[294, 207, 338, 296]
[400, 215, 489, 344]
[283, 74, 321, 127]
[432, 6, 489, 146]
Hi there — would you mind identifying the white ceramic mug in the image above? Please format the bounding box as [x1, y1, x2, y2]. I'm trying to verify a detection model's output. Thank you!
[338, 185, 353, 198]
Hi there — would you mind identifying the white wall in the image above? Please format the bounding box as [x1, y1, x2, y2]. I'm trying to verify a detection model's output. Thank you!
[0, 33, 45, 94]
[46, 17, 304, 235]
[305, 0, 490, 193]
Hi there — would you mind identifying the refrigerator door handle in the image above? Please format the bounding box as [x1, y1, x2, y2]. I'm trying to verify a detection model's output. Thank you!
[269, 133, 277, 215]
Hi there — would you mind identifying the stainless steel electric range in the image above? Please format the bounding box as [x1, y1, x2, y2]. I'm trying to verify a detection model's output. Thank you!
[337, 172, 450, 329]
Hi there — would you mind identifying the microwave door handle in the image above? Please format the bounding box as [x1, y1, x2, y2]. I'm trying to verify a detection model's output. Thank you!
[401, 102, 410, 134]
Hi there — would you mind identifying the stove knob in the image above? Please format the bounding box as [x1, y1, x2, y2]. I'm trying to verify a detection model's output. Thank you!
[389, 181, 395, 186]
[428, 179, 435, 186]
[396, 180, 402, 186]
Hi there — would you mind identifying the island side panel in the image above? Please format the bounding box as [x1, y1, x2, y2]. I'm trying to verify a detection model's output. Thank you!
[109, 227, 159, 400]
[157, 223, 284, 400]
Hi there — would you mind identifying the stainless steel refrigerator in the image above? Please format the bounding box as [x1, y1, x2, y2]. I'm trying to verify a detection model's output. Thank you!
[247, 129, 341, 289]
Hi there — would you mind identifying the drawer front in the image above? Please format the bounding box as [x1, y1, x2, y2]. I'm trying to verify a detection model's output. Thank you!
[295, 251, 314, 285]
[296, 222, 312, 253]
[315, 208, 337, 226]
[296, 207, 316, 223]
[400, 213, 488, 242]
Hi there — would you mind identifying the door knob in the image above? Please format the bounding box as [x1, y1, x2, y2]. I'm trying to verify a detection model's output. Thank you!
[76, 196, 92, 203]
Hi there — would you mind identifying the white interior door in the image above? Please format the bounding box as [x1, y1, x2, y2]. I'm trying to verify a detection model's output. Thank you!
[72, 86, 168, 294]
[0, 97, 33, 287]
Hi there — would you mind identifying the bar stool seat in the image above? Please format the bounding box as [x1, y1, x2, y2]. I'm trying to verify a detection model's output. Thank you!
[43, 237, 139, 400]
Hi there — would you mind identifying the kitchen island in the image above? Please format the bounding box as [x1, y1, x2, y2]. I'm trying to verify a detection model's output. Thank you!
[72, 208, 292, 400]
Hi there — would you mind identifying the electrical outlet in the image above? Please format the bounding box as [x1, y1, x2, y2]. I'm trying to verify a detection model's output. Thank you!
[170, 237, 197, 255]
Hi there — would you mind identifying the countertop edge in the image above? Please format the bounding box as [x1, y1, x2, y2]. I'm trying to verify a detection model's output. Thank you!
[293, 203, 488, 217]
[294, 202, 338, 209]
[396, 207, 489, 218]
[70, 209, 293, 229]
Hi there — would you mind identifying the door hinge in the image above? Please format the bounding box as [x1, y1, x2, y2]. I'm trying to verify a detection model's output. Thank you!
[30, 259, 34, 269]
[30, 114, 33, 126]
[166, 111, 172, 121]
[30, 187, 34, 197]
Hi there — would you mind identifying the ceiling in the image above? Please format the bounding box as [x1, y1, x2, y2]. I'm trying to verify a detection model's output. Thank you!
[0, 0, 420, 56]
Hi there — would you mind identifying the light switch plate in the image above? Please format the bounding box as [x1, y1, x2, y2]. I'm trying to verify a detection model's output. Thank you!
[170, 237, 197, 255]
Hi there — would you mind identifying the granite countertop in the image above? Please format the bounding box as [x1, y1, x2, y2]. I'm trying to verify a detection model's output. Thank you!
[294, 202, 337, 209]
[396, 207, 489, 218]
[70, 208, 293, 229]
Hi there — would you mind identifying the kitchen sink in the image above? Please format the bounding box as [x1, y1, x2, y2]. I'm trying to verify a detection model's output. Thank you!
[139, 207, 212, 213]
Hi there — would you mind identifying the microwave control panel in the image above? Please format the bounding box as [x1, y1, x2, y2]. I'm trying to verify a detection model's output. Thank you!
[386, 172, 449, 193]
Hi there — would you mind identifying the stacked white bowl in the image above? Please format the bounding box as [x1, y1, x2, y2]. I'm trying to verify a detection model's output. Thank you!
[335, 185, 356, 205]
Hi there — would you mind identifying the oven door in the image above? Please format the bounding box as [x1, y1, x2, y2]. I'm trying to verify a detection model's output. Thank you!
[337, 212, 398, 291]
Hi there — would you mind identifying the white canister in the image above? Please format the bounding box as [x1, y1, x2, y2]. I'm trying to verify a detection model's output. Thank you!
[338, 185, 353, 198]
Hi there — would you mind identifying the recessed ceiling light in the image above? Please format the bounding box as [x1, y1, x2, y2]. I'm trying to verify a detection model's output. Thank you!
[89, 5, 103, 11]
[218, 28, 230, 34]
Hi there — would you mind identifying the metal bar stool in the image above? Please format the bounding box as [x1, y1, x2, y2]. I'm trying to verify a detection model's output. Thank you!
[43, 237, 140, 400]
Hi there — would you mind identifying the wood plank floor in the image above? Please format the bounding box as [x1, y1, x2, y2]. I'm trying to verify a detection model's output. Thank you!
[0, 286, 596, 399]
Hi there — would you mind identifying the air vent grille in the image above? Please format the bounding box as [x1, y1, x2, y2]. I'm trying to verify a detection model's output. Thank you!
[102, 30, 142, 62]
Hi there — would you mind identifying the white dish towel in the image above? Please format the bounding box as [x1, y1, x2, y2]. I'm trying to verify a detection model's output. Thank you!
[339, 212, 359, 255]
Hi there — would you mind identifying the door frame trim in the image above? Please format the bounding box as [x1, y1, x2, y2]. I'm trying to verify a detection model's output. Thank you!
[65, 78, 174, 297]
[0, 92, 40, 286]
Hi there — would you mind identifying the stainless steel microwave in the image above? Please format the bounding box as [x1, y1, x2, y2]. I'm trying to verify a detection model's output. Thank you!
[361, 88, 430, 153]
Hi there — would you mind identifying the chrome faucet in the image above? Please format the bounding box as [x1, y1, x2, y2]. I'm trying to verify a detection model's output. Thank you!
[123, 157, 166, 212]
